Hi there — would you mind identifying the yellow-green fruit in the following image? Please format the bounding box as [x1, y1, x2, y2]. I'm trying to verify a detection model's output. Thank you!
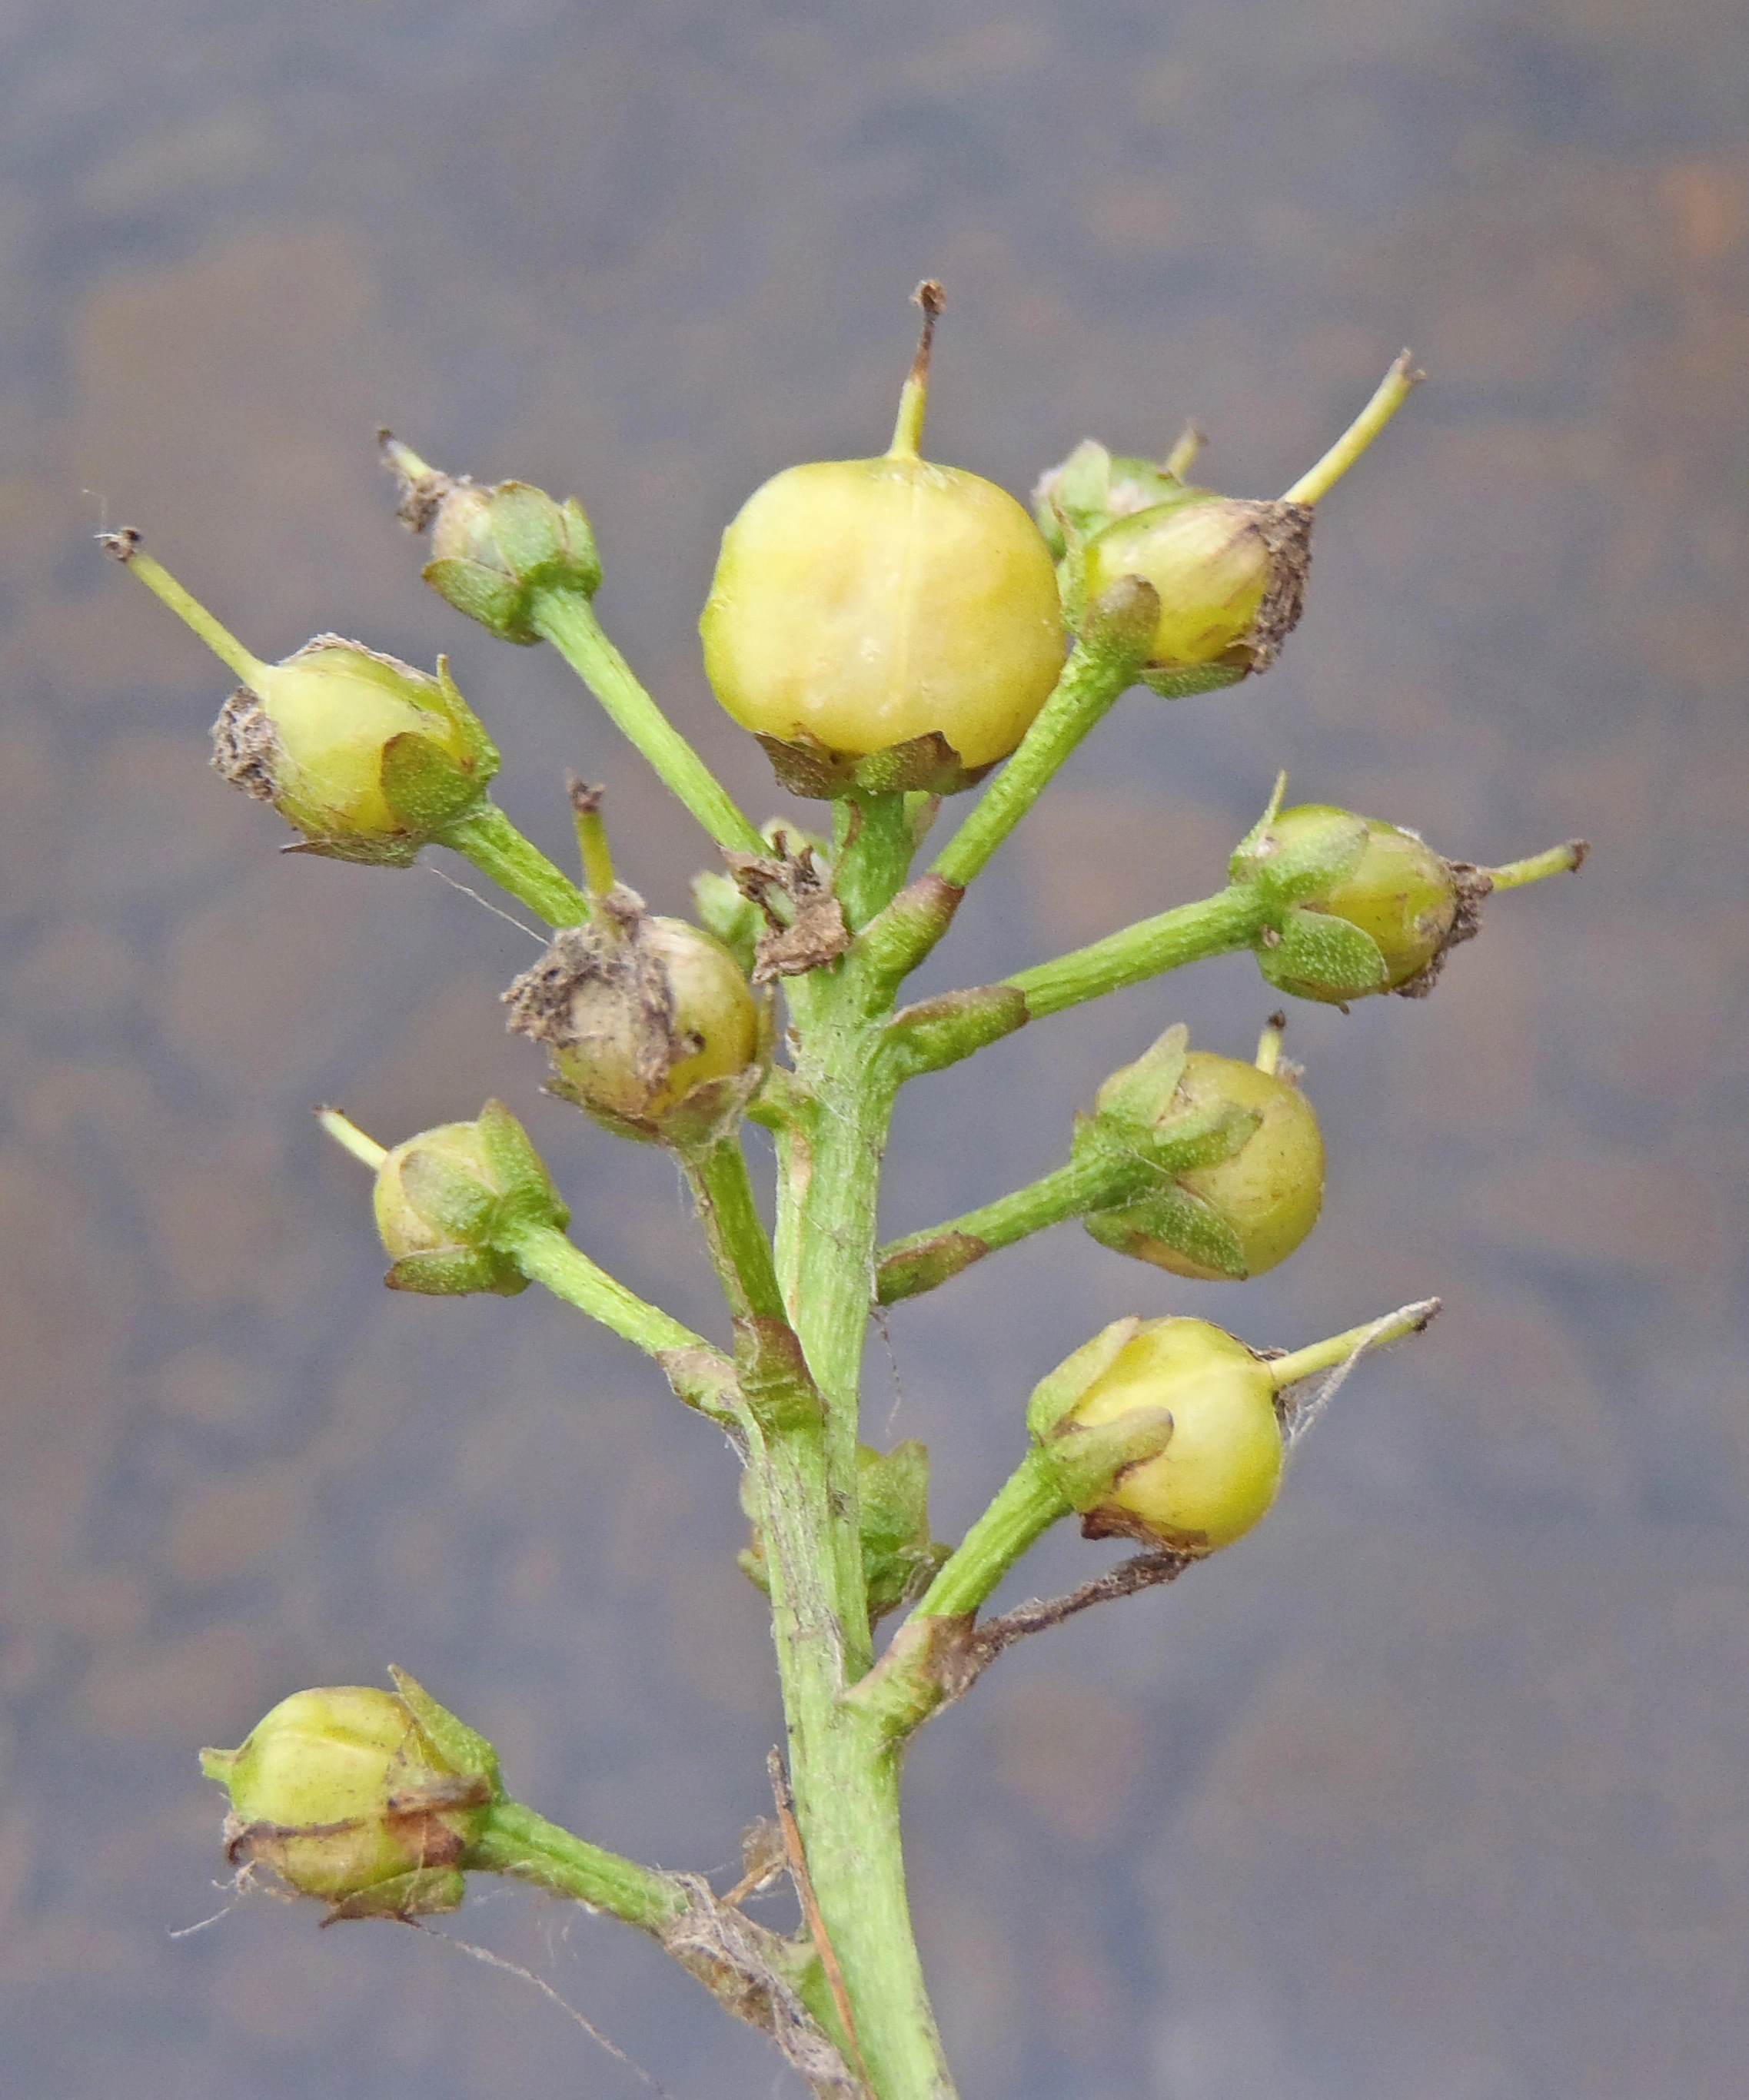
[373, 1122, 494, 1258]
[248, 641, 473, 840]
[1081, 498, 1270, 667]
[1069, 1317, 1282, 1551]
[550, 918, 760, 1122]
[200, 1686, 485, 1905]
[1274, 806, 1458, 995]
[700, 457, 1066, 769]
[1142, 1052, 1323, 1280]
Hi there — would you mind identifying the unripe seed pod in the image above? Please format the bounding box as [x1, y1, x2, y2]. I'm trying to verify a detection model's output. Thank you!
[504, 889, 762, 1140]
[200, 1683, 493, 1917]
[1064, 1317, 1282, 1553]
[1080, 496, 1312, 673]
[700, 287, 1066, 789]
[208, 638, 494, 861]
[1268, 805, 1459, 998]
[1088, 1049, 1323, 1281]
[370, 1105, 566, 1296]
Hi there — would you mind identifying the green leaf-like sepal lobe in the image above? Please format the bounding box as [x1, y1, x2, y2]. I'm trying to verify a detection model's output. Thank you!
[1258, 905, 1388, 1002]
[1026, 1316, 1142, 1441]
[1085, 1183, 1249, 1280]
[1039, 1406, 1177, 1514]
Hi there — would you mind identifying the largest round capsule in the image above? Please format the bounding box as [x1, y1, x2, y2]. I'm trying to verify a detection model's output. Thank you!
[700, 287, 1066, 776]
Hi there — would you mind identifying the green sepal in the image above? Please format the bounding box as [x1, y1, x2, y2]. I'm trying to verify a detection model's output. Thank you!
[423, 557, 537, 643]
[1077, 573, 1162, 672]
[476, 1098, 570, 1233]
[387, 1666, 504, 1799]
[385, 1248, 528, 1296]
[1039, 1405, 1176, 1514]
[1231, 797, 1369, 903]
[396, 1145, 498, 1241]
[1258, 905, 1388, 1003]
[859, 1441, 952, 1623]
[484, 481, 568, 577]
[378, 730, 490, 832]
[691, 868, 763, 977]
[433, 656, 501, 776]
[1084, 1182, 1249, 1279]
[1026, 1315, 1142, 1441]
[1092, 1022, 1189, 1124]
[1140, 661, 1249, 701]
[1072, 1098, 1261, 1180]
[753, 729, 993, 801]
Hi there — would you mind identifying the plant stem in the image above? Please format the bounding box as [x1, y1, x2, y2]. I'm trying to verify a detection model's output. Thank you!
[469, 1799, 685, 1930]
[438, 802, 592, 925]
[929, 599, 1158, 897]
[1006, 883, 1268, 1023]
[733, 802, 959, 2100]
[494, 1218, 741, 1420]
[874, 1149, 1160, 1304]
[910, 1449, 1069, 1620]
[530, 586, 764, 856]
[845, 1451, 1070, 1745]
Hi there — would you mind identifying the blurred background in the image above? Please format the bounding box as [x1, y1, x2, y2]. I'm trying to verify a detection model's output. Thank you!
[2, 2, 1746, 2095]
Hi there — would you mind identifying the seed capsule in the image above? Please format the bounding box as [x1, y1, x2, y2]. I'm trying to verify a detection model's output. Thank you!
[700, 286, 1066, 789]
[1086, 1048, 1324, 1280]
[504, 889, 762, 1141]
[1063, 1317, 1283, 1553]
[1080, 496, 1312, 673]
[200, 1682, 494, 1917]
[1267, 805, 1460, 998]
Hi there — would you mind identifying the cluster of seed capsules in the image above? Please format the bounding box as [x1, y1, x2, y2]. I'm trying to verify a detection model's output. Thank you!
[107, 288, 1580, 1594]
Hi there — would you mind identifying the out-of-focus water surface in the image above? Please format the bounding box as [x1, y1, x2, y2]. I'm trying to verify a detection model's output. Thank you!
[2, 3, 1747, 2095]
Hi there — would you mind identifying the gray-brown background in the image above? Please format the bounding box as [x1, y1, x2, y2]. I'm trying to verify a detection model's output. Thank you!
[2, 2, 1747, 2095]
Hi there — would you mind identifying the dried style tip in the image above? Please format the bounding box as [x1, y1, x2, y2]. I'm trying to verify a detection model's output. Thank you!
[504, 891, 763, 1143]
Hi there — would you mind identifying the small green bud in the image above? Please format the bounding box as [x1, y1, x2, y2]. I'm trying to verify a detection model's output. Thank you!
[504, 889, 764, 1143]
[372, 1100, 567, 1295]
[700, 285, 1066, 793]
[1030, 440, 1205, 560]
[1042, 1317, 1283, 1555]
[382, 436, 602, 644]
[1085, 1041, 1324, 1281]
[1080, 496, 1312, 673]
[200, 1676, 497, 1919]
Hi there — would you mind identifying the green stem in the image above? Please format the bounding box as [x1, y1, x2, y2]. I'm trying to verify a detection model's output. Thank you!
[845, 1450, 1069, 1746]
[929, 608, 1155, 895]
[469, 1799, 684, 1931]
[910, 1448, 1069, 1620]
[530, 586, 763, 856]
[836, 792, 916, 930]
[438, 802, 592, 926]
[874, 1149, 1158, 1304]
[1006, 883, 1268, 1023]
[737, 799, 956, 2098]
[494, 1218, 741, 1420]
